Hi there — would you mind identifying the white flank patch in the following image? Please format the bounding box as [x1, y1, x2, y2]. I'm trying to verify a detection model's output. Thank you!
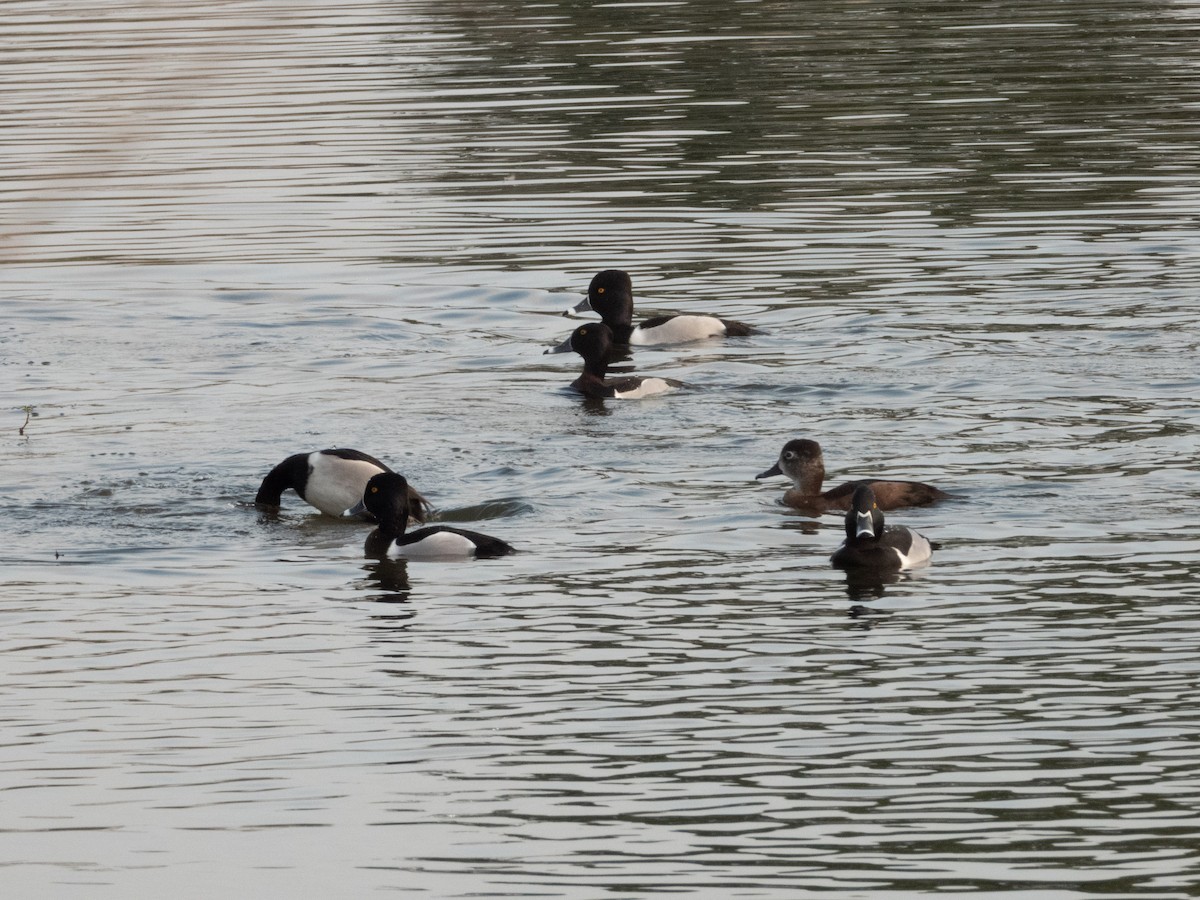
[305, 453, 385, 517]
[614, 378, 677, 400]
[630, 315, 725, 345]
[895, 529, 933, 570]
[390, 530, 478, 559]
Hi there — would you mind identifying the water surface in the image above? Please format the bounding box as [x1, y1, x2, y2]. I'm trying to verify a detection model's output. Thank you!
[2, 1, 1200, 897]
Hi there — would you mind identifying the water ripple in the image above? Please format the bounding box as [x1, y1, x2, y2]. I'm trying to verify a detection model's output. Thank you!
[4, 0, 1200, 896]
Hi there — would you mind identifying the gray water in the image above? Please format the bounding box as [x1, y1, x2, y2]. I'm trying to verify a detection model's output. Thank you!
[3, 1, 1200, 897]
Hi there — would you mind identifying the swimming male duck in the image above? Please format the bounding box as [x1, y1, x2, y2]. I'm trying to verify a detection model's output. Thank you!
[255, 449, 430, 521]
[757, 439, 949, 513]
[349, 472, 514, 559]
[831, 485, 934, 573]
[568, 269, 757, 345]
[556, 323, 682, 399]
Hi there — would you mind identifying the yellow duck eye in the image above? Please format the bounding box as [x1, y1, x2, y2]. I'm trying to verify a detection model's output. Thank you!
[371, 486, 378, 494]
[597, 287, 605, 294]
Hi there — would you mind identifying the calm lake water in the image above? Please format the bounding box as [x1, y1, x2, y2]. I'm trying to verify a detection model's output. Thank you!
[3, 1, 1200, 897]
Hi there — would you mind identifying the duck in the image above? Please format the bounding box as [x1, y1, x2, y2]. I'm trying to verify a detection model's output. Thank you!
[255, 449, 430, 521]
[349, 472, 514, 559]
[757, 439, 949, 512]
[831, 485, 934, 573]
[567, 269, 757, 345]
[554, 323, 682, 399]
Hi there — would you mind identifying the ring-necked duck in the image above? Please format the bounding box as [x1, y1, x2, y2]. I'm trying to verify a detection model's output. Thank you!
[556, 323, 682, 399]
[831, 485, 933, 573]
[567, 269, 757, 345]
[255, 449, 430, 521]
[349, 472, 514, 559]
[757, 439, 949, 512]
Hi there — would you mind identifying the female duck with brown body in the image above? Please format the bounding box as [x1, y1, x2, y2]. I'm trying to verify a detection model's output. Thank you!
[349, 472, 514, 559]
[557, 323, 681, 400]
[757, 439, 949, 513]
[255, 448, 430, 521]
[568, 269, 758, 345]
[831, 485, 934, 573]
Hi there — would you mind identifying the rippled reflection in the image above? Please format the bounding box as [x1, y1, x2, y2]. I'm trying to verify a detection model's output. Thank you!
[2, 0, 1200, 896]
